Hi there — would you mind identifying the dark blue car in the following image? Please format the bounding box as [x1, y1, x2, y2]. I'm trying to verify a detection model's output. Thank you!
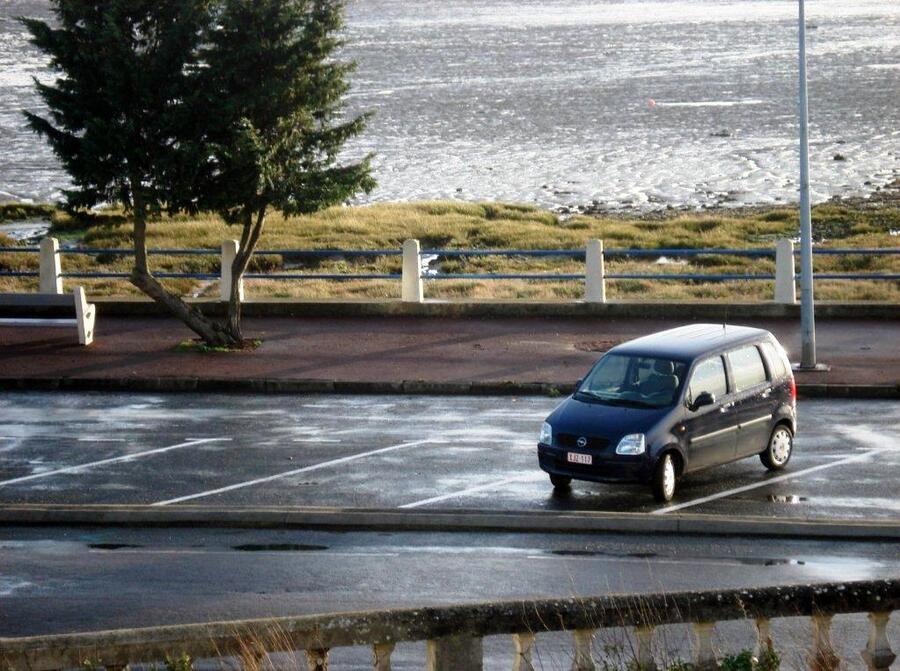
[537, 324, 796, 502]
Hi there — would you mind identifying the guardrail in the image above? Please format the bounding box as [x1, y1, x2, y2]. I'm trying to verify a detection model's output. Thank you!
[0, 579, 896, 670]
[1, 237, 898, 303]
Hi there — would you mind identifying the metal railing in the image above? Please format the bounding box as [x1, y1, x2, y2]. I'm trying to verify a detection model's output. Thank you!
[1, 237, 898, 303]
[0, 579, 896, 671]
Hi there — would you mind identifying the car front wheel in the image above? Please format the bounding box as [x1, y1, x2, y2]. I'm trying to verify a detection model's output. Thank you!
[651, 453, 677, 502]
[760, 425, 793, 471]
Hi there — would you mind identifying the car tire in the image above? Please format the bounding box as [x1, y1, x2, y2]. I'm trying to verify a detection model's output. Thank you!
[651, 453, 677, 503]
[549, 473, 572, 489]
[760, 425, 793, 471]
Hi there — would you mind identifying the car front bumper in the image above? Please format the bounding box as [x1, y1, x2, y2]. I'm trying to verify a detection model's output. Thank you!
[537, 443, 653, 484]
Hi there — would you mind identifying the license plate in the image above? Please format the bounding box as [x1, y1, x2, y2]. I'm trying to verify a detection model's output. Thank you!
[567, 452, 592, 465]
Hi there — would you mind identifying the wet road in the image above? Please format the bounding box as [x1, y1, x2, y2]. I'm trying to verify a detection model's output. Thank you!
[0, 393, 898, 520]
[2, 525, 899, 649]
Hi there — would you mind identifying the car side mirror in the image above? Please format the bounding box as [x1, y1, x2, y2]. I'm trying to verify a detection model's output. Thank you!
[574, 378, 583, 390]
[691, 391, 716, 411]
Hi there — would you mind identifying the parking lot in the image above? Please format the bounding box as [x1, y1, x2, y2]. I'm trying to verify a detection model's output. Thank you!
[0, 392, 898, 520]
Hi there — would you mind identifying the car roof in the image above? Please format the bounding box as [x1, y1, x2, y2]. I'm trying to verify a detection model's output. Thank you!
[609, 323, 772, 361]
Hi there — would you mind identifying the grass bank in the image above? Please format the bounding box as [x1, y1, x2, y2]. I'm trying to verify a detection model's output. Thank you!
[1, 199, 898, 302]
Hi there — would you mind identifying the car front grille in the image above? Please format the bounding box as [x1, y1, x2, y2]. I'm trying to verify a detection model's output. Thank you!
[556, 433, 610, 451]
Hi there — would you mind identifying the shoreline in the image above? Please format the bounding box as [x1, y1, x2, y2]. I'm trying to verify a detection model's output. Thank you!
[3, 177, 900, 230]
[554, 177, 900, 221]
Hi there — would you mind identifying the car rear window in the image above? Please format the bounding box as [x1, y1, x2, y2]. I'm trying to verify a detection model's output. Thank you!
[688, 356, 727, 402]
[727, 345, 768, 391]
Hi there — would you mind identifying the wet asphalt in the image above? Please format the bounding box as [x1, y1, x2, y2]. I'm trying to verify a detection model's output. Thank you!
[0, 393, 897, 519]
[1, 393, 899, 659]
[2, 525, 899, 645]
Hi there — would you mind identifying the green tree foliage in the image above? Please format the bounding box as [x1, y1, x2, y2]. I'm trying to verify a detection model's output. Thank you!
[199, 0, 375, 341]
[23, 0, 374, 346]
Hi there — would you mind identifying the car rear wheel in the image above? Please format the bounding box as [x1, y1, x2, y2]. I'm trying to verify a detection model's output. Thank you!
[651, 453, 677, 502]
[549, 473, 572, 489]
[760, 425, 793, 470]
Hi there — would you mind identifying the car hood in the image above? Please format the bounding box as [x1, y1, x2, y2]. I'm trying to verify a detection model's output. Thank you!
[547, 395, 670, 439]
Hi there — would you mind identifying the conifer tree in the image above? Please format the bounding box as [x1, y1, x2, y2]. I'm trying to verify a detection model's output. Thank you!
[197, 0, 375, 342]
[22, 0, 230, 344]
[24, 0, 374, 347]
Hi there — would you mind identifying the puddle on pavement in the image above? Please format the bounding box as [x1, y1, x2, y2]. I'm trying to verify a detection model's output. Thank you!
[767, 495, 809, 504]
[551, 549, 658, 559]
[88, 543, 143, 550]
[231, 543, 329, 552]
[550, 549, 803, 566]
[736, 558, 806, 566]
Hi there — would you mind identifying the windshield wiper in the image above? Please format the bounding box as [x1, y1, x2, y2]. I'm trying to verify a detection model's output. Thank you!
[575, 389, 610, 402]
[578, 391, 659, 409]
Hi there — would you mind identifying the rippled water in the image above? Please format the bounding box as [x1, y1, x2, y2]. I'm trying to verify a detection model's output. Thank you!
[1, 0, 899, 210]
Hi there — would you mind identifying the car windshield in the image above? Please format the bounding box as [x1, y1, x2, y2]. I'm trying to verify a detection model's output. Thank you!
[576, 353, 687, 408]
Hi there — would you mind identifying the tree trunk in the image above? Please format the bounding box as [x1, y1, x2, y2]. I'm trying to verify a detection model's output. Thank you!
[224, 207, 266, 343]
[128, 179, 237, 347]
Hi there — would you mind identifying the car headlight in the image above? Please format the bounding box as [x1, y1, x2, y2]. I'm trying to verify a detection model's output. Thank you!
[615, 433, 646, 455]
[539, 422, 552, 445]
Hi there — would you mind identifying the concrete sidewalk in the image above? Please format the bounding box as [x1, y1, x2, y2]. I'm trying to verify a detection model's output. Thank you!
[1, 314, 897, 395]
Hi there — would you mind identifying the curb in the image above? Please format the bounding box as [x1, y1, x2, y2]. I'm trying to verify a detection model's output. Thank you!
[0, 377, 897, 398]
[1, 504, 899, 541]
[5, 298, 899, 320]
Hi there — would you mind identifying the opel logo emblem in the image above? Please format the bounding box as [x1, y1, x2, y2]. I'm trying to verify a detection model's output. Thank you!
[576, 436, 588, 448]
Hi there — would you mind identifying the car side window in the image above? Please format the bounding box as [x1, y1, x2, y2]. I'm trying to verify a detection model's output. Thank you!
[687, 356, 727, 404]
[727, 345, 768, 392]
[760, 341, 787, 379]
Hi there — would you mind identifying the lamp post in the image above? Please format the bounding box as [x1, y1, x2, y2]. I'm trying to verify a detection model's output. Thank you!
[797, 0, 819, 369]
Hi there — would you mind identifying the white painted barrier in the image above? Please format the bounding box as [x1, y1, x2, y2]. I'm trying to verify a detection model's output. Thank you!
[401, 239, 423, 303]
[774, 238, 797, 304]
[39, 237, 62, 294]
[220, 239, 244, 302]
[585, 238, 606, 303]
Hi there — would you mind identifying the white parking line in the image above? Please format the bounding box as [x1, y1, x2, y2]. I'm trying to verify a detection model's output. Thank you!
[292, 438, 342, 443]
[153, 439, 434, 506]
[0, 438, 228, 488]
[400, 473, 545, 509]
[89, 549, 401, 558]
[78, 438, 127, 443]
[653, 447, 890, 515]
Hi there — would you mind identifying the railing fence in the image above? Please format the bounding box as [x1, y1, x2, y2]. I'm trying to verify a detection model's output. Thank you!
[0, 579, 896, 671]
[1, 237, 898, 304]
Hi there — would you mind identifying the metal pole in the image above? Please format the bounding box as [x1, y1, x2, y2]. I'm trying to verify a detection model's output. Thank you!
[797, 0, 817, 368]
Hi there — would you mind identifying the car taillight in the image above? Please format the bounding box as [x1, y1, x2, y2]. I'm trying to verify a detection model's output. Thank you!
[789, 377, 797, 403]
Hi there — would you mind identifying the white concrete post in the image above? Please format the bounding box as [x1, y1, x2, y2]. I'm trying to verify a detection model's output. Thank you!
[809, 614, 840, 671]
[585, 239, 606, 303]
[426, 635, 483, 671]
[401, 238, 423, 303]
[635, 625, 658, 671]
[39, 237, 63, 294]
[372, 642, 395, 671]
[512, 633, 536, 671]
[755, 617, 773, 659]
[304, 648, 329, 671]
[692, 622, 717, 671]
[221, 239, 244, 303]
[862, 612, 896, 671]
[774, 239, 796, 304]
[572, 629, 596, 671]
